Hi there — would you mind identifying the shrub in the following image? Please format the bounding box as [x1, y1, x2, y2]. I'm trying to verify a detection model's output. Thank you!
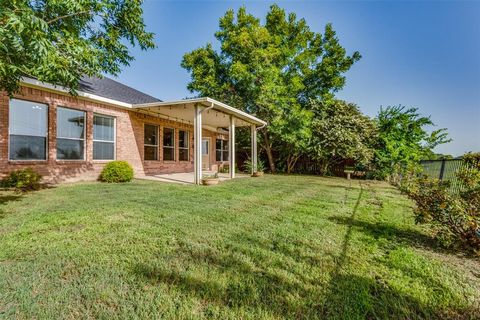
[99, 161, 134, 183]
[1, 168, 42, 191]
[219, 164, 229, 174]
[244, 159, 266, 173]
[407, 153, 480, 254]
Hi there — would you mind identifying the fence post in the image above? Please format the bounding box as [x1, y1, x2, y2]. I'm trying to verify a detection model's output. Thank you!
[439, 159, 446, 180]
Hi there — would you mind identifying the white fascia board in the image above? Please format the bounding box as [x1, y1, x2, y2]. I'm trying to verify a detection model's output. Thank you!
[20, 78, 133, 109]
[19, 78, 267, 127]
[134, 97, 267, 126]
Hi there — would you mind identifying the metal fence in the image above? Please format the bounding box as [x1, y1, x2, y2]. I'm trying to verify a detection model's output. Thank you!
[419, 159, 466, 193]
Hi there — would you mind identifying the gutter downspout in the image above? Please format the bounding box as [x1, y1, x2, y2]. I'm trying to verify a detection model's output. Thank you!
[256, 123, 267, 131]
[200, 102, 215, 114]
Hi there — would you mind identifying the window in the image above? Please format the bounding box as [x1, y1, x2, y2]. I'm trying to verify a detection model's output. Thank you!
[163, 127, 175, 161]
[144, 124, 158, 160]
[178, 130, 189, 161]
[57, 107, 85, 160]
[9, 99, 48, 160]
[216, 139, 229, 162]
[93, 114, 115, 160]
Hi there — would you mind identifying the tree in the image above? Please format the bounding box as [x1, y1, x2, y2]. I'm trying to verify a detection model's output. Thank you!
[0, 0, 155, 96]
[181, 5, 360, 172]
[308, 99, 377, 174]
[374, 105, 451, 180]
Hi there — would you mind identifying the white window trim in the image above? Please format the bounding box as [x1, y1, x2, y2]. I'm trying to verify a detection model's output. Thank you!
[56, 106, 86, 161]
[178, 130, 189, 162]
[144, 123, 159, 161]
[162, 127, 175, 161]
[93, 113, 116, 161]
[8, 98, 49, 162]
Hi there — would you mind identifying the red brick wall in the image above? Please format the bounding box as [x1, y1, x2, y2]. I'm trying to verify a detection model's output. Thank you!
[0, 86, 226, 183]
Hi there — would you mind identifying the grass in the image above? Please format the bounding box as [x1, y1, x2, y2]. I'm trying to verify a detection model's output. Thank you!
[0, 175, 478, 319]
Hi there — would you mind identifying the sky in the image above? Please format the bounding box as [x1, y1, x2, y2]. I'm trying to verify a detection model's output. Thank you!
[115, 0, 480, 156]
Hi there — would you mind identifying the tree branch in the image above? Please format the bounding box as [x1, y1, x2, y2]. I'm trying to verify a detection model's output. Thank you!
[47, 10, 92, 24]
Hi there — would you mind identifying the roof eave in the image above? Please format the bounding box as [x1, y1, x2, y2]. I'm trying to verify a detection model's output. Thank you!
[20, 78, 134, 108]
[133, 97, 267, 127]
[17, 79, 267, 127]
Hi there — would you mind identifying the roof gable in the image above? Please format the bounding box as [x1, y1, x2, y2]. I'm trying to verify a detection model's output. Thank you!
[78, 76, 161, 104]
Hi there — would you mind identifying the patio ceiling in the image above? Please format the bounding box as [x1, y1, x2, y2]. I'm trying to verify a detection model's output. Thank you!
[133, 97, 266, 129]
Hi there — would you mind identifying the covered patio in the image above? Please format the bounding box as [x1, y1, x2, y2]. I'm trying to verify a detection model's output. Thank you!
[134, 97, 266, 185]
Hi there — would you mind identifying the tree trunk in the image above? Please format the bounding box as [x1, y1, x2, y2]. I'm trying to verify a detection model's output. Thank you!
[286, 154, 301, 174]
[263, 131, 276, 173]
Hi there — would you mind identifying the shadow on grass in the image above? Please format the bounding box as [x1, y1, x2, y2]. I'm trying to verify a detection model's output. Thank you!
[324, 183, 478, 319]
[327, 215, 438, 252]
[132, 183, 476, 319]
[0, 192, 23, 219]
[322, 273, 478, 320]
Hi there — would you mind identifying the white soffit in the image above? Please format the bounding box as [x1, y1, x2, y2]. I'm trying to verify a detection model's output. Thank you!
[134, 97, 267, 127]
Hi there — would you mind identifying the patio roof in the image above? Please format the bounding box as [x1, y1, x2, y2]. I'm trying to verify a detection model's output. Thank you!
[134, 97, 266, 128]
[21, 78, 266, 129]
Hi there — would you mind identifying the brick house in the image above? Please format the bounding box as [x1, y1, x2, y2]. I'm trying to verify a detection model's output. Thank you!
[0, 77, 266, 184]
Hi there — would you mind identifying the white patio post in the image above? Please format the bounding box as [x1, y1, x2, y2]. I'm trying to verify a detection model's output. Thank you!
[229, 115, 236, 179]
[251, 124, 258, 174]
[194, 104, 203, 185]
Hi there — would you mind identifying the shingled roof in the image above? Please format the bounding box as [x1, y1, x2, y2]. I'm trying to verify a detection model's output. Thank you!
[78, 76, 161, 104]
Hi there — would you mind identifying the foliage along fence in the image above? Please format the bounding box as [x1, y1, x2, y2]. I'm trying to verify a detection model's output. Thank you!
[419, 159, 466, 193]
[291, 159, 349, 177]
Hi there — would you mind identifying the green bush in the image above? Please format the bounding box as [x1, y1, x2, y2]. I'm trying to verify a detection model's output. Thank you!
[243, 159, 266, 173]
[99, 161, 134, 183]
[407, 153, 480, 254]
[1, 168, 42, 191]
[219, 164, 229, 174]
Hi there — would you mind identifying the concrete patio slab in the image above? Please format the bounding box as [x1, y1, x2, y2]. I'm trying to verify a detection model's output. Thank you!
[138, 171, 249, 184]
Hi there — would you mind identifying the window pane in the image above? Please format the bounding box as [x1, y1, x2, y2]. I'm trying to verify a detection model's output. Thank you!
[163, 147, 174, 161]
[202, 140, 209, 155]
[9, 99, 48, 137]
[179, 131, 188, 148]
[222, 151, 229, 162]
[57, 139, 84, 160]
[179, 148, 189, 161]
[9, 135, 47, 160]
[216, 139, 222, 150]
[93, 115, 114, 141]
[144, 146, 158, 160]
[93, 141, 114, 160]
[163, 128, 174, 147]
[57, 107, 85, 139]
[222, 140, 229, 151]
[144, 124, 158, 146]
[216, 150, 222, 162]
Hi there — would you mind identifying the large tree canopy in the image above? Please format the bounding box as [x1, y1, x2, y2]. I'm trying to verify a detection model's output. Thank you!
[0, 0, 155, 95]
[182, 5, 360, 171]
[309, 98, 377, 174]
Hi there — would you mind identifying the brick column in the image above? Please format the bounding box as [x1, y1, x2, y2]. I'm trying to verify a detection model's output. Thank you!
[47, 104, 57, 163]
[86, 111, 94, 162]
[0, 92, 9, 161]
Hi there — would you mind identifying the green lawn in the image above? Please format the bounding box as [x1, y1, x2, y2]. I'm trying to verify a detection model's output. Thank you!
[0, 176, 478, 319]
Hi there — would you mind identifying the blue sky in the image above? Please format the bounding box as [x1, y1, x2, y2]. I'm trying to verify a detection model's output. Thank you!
[116, 0, 480, 156]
